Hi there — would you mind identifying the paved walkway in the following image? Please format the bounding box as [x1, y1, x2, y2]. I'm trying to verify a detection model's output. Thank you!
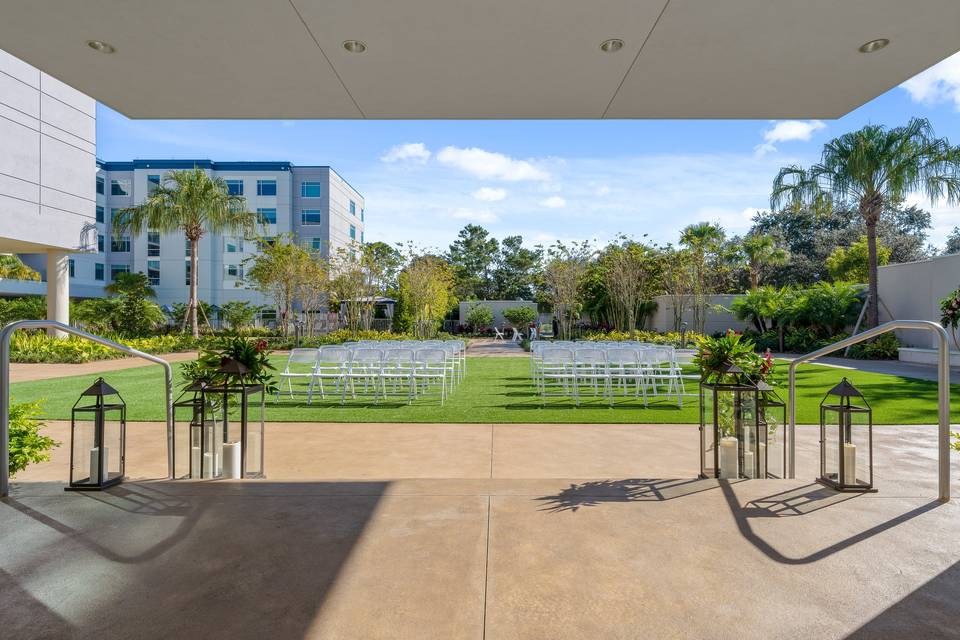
[10, 351, 198, 383]
[465, 337, 526, 357]
[5, 421, 960, 639]
[776, 353, 960, 383]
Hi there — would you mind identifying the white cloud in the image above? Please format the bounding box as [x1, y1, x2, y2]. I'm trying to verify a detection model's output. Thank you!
[755, 120, 826, 155]
[901, 52, 960, 110]
[381, 142, 431, 164]
[539, 196, 566, 209]
[436, 146, 550, 181]
[449, 207, 499, 223]
[472, 187, 507, 202]
[595, 184, 612, 197]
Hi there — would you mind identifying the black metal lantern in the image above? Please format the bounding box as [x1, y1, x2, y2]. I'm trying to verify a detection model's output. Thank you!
[699, 364, 765, 479]
[757, 380, 786, 479]
[173, 382, 219, 479]
[67, 377, 125, 490]
[202, 358, 265, 479]
[818, 377, 874, 492]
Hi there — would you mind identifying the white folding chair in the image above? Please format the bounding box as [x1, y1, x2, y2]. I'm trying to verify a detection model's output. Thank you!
[342, 348, 384, 405]
[493, 327, 505, 342]
[540, 347, 574, 405]
[275, 348, 320, 403]
[572, 348, 608, 406]
[381, 347, 415, 403]
[312, 346, 350, 400]
[606, 347, 646, 407]
[412, 348, 448, 405]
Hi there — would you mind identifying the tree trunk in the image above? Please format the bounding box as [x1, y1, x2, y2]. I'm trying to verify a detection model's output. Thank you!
[189, 238, 199, 338]
[864, 213, 880, 329]
[750, 266, 759, 291]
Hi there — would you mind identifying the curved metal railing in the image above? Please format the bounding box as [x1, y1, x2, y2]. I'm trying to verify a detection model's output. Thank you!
[0, 321, 174, 497]
[787, 320, 952, 502]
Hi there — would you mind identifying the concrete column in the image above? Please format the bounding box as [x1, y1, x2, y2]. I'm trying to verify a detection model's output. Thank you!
[46, 251, 69, 338]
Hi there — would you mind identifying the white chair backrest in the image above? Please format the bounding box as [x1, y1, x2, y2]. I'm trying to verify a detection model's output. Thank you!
[285, 348, 319, 368]
[318, 346, 350, 363]
[351, 348, 383, 363]
[415, 348, 446, 364]
[606, 348, 638, 365]
[384, 347, 415, 363]
[574, 348, 606, 364]
[542, 348, 573, 364]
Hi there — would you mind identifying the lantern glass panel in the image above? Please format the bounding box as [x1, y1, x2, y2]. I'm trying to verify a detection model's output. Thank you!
[70, 411, 97, 486]
[102, 408, 124, 482]
[822, 406, 840, 483]
[849, 408, 871, 487]
[760, 393, 786, 479]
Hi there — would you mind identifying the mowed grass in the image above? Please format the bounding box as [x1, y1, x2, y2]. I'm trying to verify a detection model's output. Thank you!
[9, 356, 958, 424]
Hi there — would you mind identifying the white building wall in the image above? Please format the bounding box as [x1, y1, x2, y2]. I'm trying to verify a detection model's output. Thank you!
[877, 253, 960, 349]
[0, 48, 96, 255]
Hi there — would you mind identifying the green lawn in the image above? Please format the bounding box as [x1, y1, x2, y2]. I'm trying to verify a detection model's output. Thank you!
[9, 356, 957, 424]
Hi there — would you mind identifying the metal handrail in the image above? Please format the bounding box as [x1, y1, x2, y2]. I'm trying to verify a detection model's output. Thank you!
[0, 321, 174, 497]
[787, 320, 951, 502]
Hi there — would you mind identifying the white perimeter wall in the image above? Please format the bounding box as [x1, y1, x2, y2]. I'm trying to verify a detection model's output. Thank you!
[877, 253, 960, 349]
[648, 294, 749, 335]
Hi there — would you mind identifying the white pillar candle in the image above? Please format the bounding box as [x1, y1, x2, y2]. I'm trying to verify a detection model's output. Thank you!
[190, 446, 201, 479]
[89, 446, 108, 483]
[743, 449, 755, 479]
[842, 443, 857, 485]
[719, 437, 739, 479]
[202, 452, 219, 477]
[758, 442, 767, 478]
[222, 442, 242, 479]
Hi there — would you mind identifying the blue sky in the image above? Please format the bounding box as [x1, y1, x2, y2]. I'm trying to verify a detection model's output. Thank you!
[97, 52, 960, 251]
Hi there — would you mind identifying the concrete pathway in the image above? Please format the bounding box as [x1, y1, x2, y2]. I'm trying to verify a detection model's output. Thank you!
[10, 351, 198, 383]
[776, 353, 960, 383]
[5, 421, 960, 639]
[466, 337, 526, 357]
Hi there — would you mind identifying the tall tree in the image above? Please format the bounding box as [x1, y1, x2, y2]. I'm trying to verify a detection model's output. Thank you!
[772, 118, 960, 327]
[542, 241, 593, 339]
[679, 222, 725, 332]
[116, 167, 257, 337]
[447, 224, 499, 300]
[397, 254, 456, 338]
[492, 235, 542, 300]
[944, 227, 960, 255]
[103, 271, 163, 337]
[739, 233, 788, 290]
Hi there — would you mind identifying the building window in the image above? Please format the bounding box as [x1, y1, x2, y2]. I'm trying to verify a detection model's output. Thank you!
[185, 260, 191, 286]
[225, 179, 244, 196]
[111, 179, 130, 196]
[147, 231, 160, 257]
[97, 234, 104, 253]
[301, 181, 322, 197]
[257, 237, 276, 251]
[96, 176, 104, 195]
[111, 235, 131, 252]
[350, 200, 356, 216]
[361, 208, 364, 222]
[68, 259, 75, 278]
[349, 224, 356, 241]
[185, 238, 191, 257]
[301, 209, 322, 225]
[226, 237, 243, 253]
[147, 174, 161, 195]
[257, 208, 277, 224]
[147, 260, 160, 286]
[225, 264, 243, 279]
[96, 206, 104, 223]
[110, 265, 130, 280]
[110, 208, 123, 224]
[310, 237, 323, 251]
[95, 263, 104, 281]
[361, 231, 364, 244]
[257, 179, 277, 196]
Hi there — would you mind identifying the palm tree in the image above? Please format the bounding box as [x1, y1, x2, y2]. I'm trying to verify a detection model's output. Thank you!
[115, 168, 258, 337]
[104, 271, 155, 298]
[680, 222, 725, 333]
[772, 118, 960, 328]
[740, 233, 788, 290]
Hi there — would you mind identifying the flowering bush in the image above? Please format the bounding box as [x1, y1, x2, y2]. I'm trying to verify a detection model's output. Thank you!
[940, 287, 960, 349]
[582, 329, 705, 346]
[693, 330, 766, 383]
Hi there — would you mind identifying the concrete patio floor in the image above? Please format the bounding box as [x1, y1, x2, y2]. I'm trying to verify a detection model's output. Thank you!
[3, 421, 960, 639]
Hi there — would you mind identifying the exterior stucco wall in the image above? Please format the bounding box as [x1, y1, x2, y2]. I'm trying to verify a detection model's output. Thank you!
[877, 253, 960, 349]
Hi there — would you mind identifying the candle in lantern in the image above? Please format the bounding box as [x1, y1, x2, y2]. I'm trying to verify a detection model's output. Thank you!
[758, 442, 767, 478]
[843, 443, 857, 485]
[89, 446, 108, 483]
[222, 441, 241, 479]
[190, 446, 201, 479]
[743, 448, 755, 478]
[719, 436, 739, 479]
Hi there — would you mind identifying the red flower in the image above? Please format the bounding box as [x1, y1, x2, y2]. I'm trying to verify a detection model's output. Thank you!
[255, 340, 268, 353]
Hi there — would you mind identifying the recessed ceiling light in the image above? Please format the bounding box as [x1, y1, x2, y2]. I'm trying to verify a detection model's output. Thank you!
[86, 40, 115, 54]
[343, 40, 367, 54]
[600, 39, 624, 53]
[859, 38, 889, 53]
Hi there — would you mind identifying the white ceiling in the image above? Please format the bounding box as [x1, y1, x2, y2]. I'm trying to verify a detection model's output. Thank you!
[2, 0, 959, 119]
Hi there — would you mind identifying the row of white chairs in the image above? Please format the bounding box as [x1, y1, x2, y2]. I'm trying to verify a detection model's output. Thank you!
[529, 341, 699, 407]
[277, 340, 466, 406]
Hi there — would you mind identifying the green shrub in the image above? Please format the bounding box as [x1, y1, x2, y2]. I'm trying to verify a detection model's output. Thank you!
[783, 327, 819, 353]
[581, 329, 705, 347]
[8, 400, 58, 477]
[743, 329, 780, 352]
[848, 332, 900, 360]
[465, 303, 494, 329]
[502, 306, 537, 327]
[10, 332, 201, 363]
[0, 296, 46, 326]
